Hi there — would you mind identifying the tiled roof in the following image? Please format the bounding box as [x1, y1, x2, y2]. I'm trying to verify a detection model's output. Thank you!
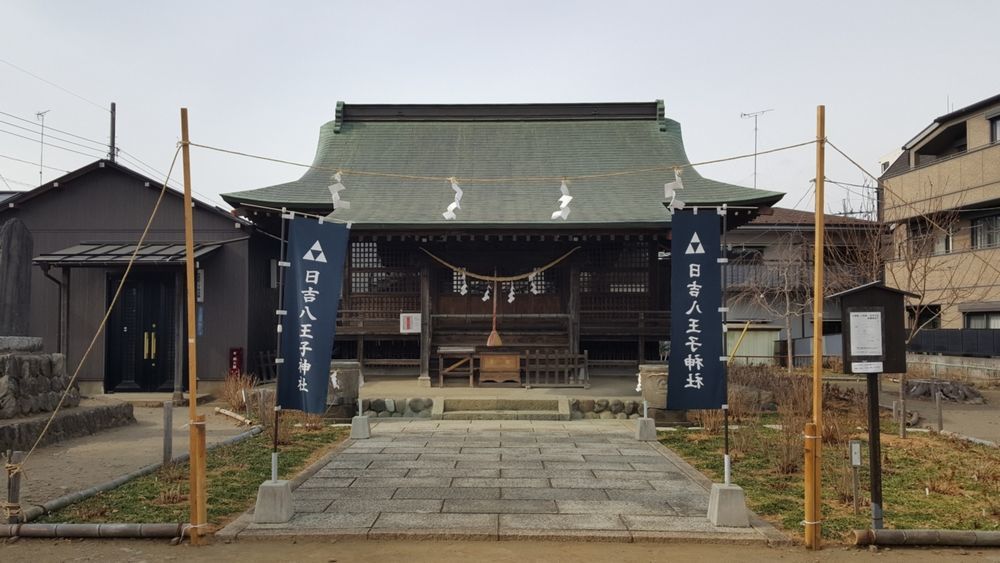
[749, 207, 874, 226]
[222, 102, 783, 228]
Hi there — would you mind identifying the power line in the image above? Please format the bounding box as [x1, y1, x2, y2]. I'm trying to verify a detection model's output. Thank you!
[0, 58, 109, 113]
[0, 118, 109, 154]
[0, 109, 107, 148]
[0, 170, 10, 190]
[117, 148, 230, 209]
[0, 127, 105, 160]
[0, 152, 70, 173]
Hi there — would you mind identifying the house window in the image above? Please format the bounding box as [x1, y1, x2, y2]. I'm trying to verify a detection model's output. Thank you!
[991, 117, 1000, 144]
[934, 228, 953, 255]
[908, 304, 941, 330]
[965, 311, 1000, 329]
[972, 215, 1000, 249]
[728, 246, 765, 264]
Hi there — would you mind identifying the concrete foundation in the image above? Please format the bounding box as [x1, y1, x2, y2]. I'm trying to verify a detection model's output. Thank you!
[635, 417, 657, 441]
[707, 483, 750, 527]
[253, 480, 293, 523]
[350, 415, 371, 439]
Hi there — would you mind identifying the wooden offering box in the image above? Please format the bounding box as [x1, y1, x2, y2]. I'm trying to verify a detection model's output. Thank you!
[478, 352, 522, 385]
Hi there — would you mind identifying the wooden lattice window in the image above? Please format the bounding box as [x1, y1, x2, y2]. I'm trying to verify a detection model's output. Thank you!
[349, 241, 418, 295]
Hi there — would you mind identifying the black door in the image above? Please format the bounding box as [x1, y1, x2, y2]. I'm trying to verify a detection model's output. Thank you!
[106, 273, 176, 392]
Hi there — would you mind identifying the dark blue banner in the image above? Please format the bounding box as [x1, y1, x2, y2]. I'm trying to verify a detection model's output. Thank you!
[667, 210, 726, 410]
[278, 218, 349, 414]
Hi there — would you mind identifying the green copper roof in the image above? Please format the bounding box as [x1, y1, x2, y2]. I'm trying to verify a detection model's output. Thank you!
[222, 102, 783, 228]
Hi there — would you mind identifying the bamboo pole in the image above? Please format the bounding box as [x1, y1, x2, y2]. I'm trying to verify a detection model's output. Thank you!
[805, 105, 826, 549]
[180, 108, 206, 545]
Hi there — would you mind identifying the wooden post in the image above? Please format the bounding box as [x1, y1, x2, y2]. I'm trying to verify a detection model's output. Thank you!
[418, 262, 432, 385]
[5, 450, 24, 524]
[936, 388, 943, 432]
[163, 400, 173, 465]
[568, 261, 580, 355]
[805, 105, 826, 550]
[180, 108, 206, 545]
[898, 375, 907, 438]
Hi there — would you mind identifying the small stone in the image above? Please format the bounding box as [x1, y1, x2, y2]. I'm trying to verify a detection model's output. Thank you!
[384, 399, 396, 413]
[615, 413, 627, 420]
[594, 399, 609, 413]
[599, 411, 614, 419]
[624, 401, 637, 416]
[628, 413, 640, 419]
[568, 399, 579, 412]
[570, 411, 584, 420]
[377, 410, 391, 418]
[361, 399, 370, 412]
[609, 400, 624, 414]
[583, 412, 597, 419]
[579, 400, 595, 413]
[371, 399, 385, 412]
[391, 412, 402, 417]
[408, 398, 425, 412]
[362, 410, 377, 417]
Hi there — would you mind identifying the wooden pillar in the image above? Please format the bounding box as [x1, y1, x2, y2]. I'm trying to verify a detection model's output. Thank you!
[568, 261, 580, 354]
[59, 267, 70, 357]
[418, 262, 432, 387]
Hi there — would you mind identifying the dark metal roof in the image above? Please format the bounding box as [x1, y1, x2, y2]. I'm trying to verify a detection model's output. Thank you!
[34, 241, 221, 267]
[934, 92, 1000, 124]
[828, 281, 920, 300]
[0, 160, 250, 227]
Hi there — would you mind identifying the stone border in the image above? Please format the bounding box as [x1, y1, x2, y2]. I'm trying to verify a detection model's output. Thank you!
[215, 430, 357, 540]
[619, 420, 794, 546]
[220, 420, 794, 545]
[0, 401, 134, 451]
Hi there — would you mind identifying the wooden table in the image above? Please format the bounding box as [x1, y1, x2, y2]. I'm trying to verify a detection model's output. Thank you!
[437, 346, 475, 387]
[477, 352, 522, 385]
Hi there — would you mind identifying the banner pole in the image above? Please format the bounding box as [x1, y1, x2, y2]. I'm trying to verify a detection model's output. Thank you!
[720, 205, 731, 485]
[272, 209, 289, 482]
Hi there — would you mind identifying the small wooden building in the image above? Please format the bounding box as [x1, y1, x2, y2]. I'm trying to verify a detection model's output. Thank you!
[0, 160, 278, 394]
[223, 102, 783, 383]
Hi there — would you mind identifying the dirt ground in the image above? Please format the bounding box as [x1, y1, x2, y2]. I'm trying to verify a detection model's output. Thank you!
[834, 381, 1000, 444]
[1, 538, 998, 563]
[14, 402, 246, 507]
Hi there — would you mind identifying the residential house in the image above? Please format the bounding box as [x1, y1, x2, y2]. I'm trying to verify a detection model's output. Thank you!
[881, 93, 1000, 355]
[0, 160, 278, 395]
[726, 207, 879, 365]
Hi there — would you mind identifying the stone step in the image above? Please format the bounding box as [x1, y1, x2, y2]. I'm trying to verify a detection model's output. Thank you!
[432, 397, 571, 420]
[440, 410, 563, 421]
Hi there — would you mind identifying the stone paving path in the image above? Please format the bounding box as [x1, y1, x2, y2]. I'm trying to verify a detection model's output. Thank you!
[231, 420, 783, 543]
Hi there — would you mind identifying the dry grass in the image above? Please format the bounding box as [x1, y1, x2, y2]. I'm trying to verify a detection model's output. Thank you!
[222, 372, 258, 412]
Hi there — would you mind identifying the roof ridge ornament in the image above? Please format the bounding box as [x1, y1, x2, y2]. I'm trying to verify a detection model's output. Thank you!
[333, 102, 344, 134]
[328, 170, 350, 211]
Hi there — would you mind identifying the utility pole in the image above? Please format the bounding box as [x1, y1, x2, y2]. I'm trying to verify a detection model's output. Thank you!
[740, 109, 773, 188]
[108, 102, 117, 162]
[36, 110, 50, 185]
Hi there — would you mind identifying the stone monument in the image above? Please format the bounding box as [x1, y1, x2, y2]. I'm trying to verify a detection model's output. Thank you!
[0, 218, 79, 419]
[0, 218, 32, 336]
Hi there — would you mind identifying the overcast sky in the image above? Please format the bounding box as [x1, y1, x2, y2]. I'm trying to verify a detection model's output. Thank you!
[1, 0, 998, 214]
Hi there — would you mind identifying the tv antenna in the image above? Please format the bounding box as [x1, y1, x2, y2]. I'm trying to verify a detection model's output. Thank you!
[36, 110, 50, 185]
[740, 108, 773, 189]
